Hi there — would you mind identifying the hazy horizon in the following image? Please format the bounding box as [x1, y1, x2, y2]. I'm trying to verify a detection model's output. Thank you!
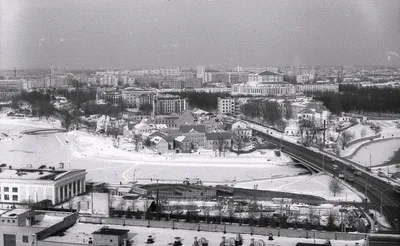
[1, 0, 400, 70]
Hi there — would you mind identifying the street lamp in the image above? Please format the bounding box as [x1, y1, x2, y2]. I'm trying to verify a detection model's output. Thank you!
[133, 168, 139, 183]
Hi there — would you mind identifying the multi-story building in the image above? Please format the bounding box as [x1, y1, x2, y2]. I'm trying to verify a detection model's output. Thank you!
[179, 124, 206, 148]
[196, 65, 205, 79]
[0, 90, 20, 100]
[217, 97, 240, 115]
[296, 74, 315, 83]
[231, 82, 296, 96]
[153, 94, 188, 115]
[0, 167, 86, 206]
[295, 83, 339, 93]
[121, 88, 155, 107]
[248, 71, 284, 83]
[0, 80, 23, 90]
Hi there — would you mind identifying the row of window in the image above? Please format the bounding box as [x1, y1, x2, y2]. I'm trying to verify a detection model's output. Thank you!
[2, 194, 18, 201]
[2, 187, 18, 192]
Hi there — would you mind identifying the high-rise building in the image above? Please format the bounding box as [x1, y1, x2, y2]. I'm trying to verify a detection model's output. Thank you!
[196, 65, 205, 79]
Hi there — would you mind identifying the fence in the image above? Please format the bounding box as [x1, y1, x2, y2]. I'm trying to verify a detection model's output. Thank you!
[346, 134, 381, 148]
[342, 137, 400, 159]
[78, 217, 366, 241]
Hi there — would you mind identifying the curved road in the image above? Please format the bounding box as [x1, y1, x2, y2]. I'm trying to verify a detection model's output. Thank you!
[248, 122, 400, 233]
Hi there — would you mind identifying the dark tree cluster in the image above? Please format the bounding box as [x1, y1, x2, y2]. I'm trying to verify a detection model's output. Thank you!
[12, 91, 54, 119]
[240, 99, 284, 127]
[55, 88, 97, 106]
[169, 92, 230, 110]
[310, 85, 400, 114]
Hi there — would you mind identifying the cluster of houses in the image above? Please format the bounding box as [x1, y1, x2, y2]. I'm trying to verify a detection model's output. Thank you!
[119, 111, 253, 154]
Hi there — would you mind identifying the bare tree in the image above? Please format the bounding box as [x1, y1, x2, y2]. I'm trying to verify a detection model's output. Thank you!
[215, 198, 224, 224]
[226, 200, 236, 224]
[360, 128, 367, 138]
[134, 134, 142, 152]
[275, 119, 288, 132]
[329, 178, 344, 197]
[339, 130, 355, 150]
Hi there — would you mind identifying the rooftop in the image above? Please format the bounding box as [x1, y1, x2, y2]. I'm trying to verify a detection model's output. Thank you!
[93, 227, 130, 236]
[180, 124, 206, 133]
[258, 71, 280, 76]
[0, 209, 30, 218]
[0, 168, 85, 181]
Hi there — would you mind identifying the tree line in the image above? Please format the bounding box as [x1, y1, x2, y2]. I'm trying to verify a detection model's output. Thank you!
[309, 85, 400, 114]
[240, 99, 287, 131]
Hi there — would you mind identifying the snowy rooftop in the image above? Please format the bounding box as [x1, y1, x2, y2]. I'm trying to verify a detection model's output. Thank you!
[0, 169, 84, 181]
[0, 208, 30, 218]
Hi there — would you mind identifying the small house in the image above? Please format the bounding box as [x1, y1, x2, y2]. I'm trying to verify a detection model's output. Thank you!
[92, 227, 130, 246]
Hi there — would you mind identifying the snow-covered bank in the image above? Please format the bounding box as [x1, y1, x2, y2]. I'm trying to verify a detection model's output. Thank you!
[350, 139, 400, 167]
[234, 173, 363, 202]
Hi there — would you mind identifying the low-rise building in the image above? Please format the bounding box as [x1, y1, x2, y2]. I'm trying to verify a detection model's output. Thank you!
[248, 71, 284, 83]
[0, 167, 87, 206]
[231, 82, 296, 96]
[150, 136, 169, 154]
[179, 124, 206, 148]
[231, 120, 252, 139]
[0, 208, 78, 246]
[205, 131, 232, 150]
[92, 227, 130, 246]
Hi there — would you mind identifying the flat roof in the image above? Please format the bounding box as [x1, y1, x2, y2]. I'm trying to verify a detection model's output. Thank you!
[0, 209, 30, 218]
[93, 227, 130, 236]
[0, 168, 85, 181]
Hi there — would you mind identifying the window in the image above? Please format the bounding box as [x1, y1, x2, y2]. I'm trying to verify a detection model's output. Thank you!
[4, 194, 9, 200]
[12, 195, 18, 201]
[22, 235, 29, 243]
[4, 187, 9, 192]
[12, 187, 18, 193]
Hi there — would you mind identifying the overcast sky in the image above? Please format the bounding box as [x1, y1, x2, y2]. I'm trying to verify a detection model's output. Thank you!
[1, 0, 400, 70]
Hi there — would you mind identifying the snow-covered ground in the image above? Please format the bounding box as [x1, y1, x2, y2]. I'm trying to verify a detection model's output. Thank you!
[345, 124, 375, 139]
[369, 209, 392, 231]
[349, 139, 400, 167]
[43, 222, 366, 246]
[0, 116, 305, 185]
[234, 174, 364, 202]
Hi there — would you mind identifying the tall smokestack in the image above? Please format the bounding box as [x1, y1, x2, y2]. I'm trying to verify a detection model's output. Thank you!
[14, 67, 16, 77]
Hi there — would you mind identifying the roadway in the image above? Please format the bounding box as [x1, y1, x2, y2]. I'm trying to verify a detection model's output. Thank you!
[249, 124, 400, 233]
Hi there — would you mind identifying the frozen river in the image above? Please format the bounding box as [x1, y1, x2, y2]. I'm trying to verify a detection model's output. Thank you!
[0, 120, 307, 184]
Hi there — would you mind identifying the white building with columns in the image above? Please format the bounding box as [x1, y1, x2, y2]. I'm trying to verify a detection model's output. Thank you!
[0, 168, 86, 206]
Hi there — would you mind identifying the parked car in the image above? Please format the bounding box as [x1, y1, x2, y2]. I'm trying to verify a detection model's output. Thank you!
[0, 163, 7, 167]
[354, 171, 362, 176]
[348, 165, 355, 171]
[333, 165, 339, 171]
[338, 173, 345, 179]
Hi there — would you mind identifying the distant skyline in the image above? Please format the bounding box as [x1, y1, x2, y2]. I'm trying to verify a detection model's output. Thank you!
[1, 0, 400, 70]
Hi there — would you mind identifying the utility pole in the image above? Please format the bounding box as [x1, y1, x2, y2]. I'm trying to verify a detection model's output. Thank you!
[75, 80, 79, 130]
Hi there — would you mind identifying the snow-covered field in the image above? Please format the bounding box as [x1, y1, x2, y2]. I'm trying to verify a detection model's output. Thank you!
[43, 223, 365, 246]
[349, 139, 400, 167]
[234, 174, 364, 202]
[0, 116, 305, 185]
[346, 124, 375, 139]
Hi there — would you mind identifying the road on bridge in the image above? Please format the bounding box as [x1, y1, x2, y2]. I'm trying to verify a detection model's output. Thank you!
[250, 123, 400, 233]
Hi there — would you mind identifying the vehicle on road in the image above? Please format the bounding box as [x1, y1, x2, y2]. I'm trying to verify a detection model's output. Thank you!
[378, 171, 386, 178]
[347, 165, 355, 171]
[354, 171, 362, 176]
[338, 173, 345, 179]
[345, 175, 354, 182]
[333, 165, 339, 170]
[331, 158, 335, 163]
[366, 167, 371, 171]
